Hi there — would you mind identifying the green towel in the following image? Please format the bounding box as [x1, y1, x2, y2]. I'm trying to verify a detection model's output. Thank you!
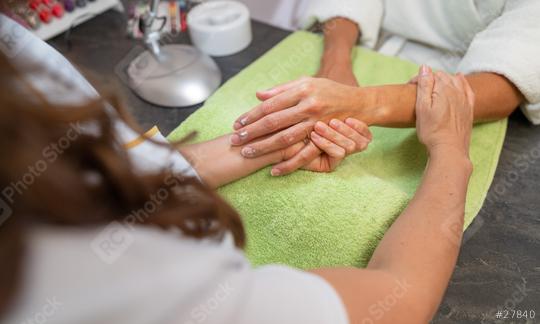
[168, 31, 507, 269]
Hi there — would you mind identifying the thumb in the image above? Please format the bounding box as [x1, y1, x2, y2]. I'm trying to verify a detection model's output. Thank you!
[416, 65, 434, 111]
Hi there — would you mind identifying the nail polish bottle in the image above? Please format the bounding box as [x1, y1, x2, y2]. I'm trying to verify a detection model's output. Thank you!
[50, 2, 64, 18]
[42, 0, 64, 18]
[62, 0, 75, 12]
[38, 7, 52, 23]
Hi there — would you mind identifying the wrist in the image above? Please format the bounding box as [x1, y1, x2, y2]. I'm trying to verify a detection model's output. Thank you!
[358, 84, 417, 127]
[321, 46, 352, 65]
[350, 87, 390, 126]
[320, 52, 352, 77]
[428, 145, 473, 176]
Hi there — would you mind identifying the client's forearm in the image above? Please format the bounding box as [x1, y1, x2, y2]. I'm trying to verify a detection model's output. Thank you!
[358, 72, 523, 127]
[319, 18, 360, 71]
[179, 135, 282, 188]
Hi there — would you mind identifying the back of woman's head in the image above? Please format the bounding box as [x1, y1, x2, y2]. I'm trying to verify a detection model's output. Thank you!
[0, 53, 245, 315]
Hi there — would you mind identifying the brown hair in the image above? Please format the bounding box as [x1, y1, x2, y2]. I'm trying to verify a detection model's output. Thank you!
[0, 53, 245, 314]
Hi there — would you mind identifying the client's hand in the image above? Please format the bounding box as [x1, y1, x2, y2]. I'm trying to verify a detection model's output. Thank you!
[272, 118, 371, 176]
[415, 66, 474, 159]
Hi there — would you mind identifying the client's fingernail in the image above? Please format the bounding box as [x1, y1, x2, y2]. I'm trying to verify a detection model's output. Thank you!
[330, 119, 339, 128]
[230, 134, 241, 145]
[241, 147, 256, 157]
[420, 65, 430, 76]
[231, 131, 248, 144]
[240, 117, 248, 126]
[271, 168, 281, 176]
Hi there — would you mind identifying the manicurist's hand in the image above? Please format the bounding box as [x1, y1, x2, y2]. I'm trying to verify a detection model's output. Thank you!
[231, 77, 365, 152]
[415, 66, 475, 159]
[310, 67, 475, 324]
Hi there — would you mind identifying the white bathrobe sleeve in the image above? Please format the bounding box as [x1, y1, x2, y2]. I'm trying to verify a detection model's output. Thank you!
[457, 0, 540, 125]
[297, 0, 384, 49]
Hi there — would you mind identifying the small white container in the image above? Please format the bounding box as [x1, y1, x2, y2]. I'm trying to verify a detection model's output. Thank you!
[187, 1, 252, 57]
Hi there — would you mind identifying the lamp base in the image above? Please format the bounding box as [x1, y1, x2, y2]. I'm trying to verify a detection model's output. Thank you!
[127, 44, 221, 107]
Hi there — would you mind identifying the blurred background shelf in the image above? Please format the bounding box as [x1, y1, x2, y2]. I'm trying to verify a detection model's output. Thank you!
[35, 0, 122, 40]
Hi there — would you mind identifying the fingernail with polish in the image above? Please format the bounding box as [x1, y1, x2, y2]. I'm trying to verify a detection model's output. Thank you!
[238, 130, 248, 138]
[271, 168, 281, 176]
[330, 119, 339, 128]
[239, 117, 248, 126]
[241, 147, 256, 157]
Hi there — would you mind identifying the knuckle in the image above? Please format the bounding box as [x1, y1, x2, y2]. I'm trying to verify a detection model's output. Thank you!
[345, 142, 356, 153]
[299, 83, 311, 96]
[305, 97, 321, 114]
[262, 116, 279, 131]
[298, 151, 312, 164]
[278, 132, 294, 146]
[338, 123, 350, 134]
[260, 103, 272, 115]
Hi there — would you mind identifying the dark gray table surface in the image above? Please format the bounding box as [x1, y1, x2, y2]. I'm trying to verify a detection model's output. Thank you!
[48, 10, 539, 324]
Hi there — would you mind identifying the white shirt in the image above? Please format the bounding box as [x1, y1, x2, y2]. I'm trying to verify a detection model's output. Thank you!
[240, 0, 540, 124]
[0, 15, 348, 324]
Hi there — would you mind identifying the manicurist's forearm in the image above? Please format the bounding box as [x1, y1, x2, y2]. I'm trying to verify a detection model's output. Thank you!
[179, 135, 282, 188]
[367, 147, 472, 316]
[357, 72, 523, 127]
